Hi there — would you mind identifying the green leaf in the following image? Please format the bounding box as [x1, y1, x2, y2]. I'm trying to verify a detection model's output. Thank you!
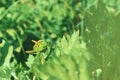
[3, 45, 13, 66]
[0, 40, 10, 66]
[26, 55, 34, 68]
[0, 66, 12, 80]
[31, 31, 91, 80]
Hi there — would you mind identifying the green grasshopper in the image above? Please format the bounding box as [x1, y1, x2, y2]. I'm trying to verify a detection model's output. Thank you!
[25, 40, 47, 54]
[26, 40, 48, 64]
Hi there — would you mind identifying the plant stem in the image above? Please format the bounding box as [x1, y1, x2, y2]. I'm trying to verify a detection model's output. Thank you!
[102, 52, 107, 80]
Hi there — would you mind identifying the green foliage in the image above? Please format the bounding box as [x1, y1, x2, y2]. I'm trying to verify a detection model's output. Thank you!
[0, 66, 12, 80]
[0, 40, 13, 79]
[0, 0, 84, 79]
[0, 0, 83, 43]
[31, 31, 90, 80]
[84, 1, 120, 80]
[0, 0, 120, 80]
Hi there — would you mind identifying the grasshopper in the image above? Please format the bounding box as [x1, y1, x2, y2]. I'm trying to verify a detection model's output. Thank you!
[26, 40, 47, 54]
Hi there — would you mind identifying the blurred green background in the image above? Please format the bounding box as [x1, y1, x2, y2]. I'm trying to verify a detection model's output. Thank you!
[0, 0, 120, 80]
